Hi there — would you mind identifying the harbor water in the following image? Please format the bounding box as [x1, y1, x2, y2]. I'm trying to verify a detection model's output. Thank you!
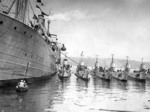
[0, 69, 150, 112]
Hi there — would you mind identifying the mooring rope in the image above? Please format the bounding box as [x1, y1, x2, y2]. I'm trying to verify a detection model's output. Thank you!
[61, 52, 79, 65]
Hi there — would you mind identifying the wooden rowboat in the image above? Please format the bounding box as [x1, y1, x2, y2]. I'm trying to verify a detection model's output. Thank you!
[16, 85, 29, 92]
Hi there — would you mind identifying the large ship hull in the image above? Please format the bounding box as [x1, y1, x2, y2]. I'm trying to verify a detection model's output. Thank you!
[0, 13, 60, 86]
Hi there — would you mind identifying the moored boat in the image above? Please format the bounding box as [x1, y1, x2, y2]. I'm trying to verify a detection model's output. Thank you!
[95, 71, 112, 81]
[58, 58, 71, 80]
[93, 56, 111, 81]
[75, 52, 90, 81]
[16, 80, 29, 92]
[16, 85, 29, 92]
[58, 70, 71, 80]
[112, 56, 129, 82]
[128, 72, 146, 82]
[128, 58, 146, 82]
[112, 71, 128, 81]
[75, 69, 90, 81]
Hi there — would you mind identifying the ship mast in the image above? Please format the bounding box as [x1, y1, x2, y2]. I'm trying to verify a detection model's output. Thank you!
[110, 54, 114, 67]
[140, 58, 146, 71]
[125, 56, 129, 68]
[110, 54, 115, 71]
[80, 51, 84, 66]
[95, 55, 99, 68]
[140, 58, 144, 69]
[81, 51, 84, 62]
[125, 56, 130, 72]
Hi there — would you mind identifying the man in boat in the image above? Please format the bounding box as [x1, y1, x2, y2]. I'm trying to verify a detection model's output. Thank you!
[66, 64, 70, 70]
[63, 59, 70, 71]
[17, 80, 26, 88]
[78, 61, 85, 71]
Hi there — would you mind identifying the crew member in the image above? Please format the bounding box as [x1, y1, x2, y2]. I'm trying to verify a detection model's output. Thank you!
[18, 80, 25, 88]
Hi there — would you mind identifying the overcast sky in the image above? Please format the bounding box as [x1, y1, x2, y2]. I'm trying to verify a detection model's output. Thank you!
[40, 0, 150, 62]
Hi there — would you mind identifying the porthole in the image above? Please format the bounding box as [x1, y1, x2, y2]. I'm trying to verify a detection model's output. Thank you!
[31, 55, 33, 58]
[24, 31, 26, 35]
[14, 27, 17, 30]
[0, 21, 3, 25]
[25, 53, 27, 56]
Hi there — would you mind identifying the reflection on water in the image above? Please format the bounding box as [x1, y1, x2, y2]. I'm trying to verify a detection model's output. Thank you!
[76, 78, 89, 88]
[93, 76, 111, 89]
[0, 73, 150, 112]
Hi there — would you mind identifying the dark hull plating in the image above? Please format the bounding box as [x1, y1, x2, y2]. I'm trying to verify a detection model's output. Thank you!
[0, 14, 60, 86]
[112, 72, 128, 82]
[128, 72, 146, 82]
[95, 71, 111, 81]
[75, 72, 90, 81]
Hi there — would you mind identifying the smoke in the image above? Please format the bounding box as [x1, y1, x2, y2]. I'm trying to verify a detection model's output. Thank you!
[45, 10, 86, 21]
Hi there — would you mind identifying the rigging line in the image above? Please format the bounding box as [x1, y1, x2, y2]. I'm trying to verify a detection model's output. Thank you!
[28, 0, 36, 16]
[0, 0, 11, 9]
[0, 11, 18, 16]
[61, 52, 79, 65]
[4, 0, 16, 14]
[27, 1, 30, 23]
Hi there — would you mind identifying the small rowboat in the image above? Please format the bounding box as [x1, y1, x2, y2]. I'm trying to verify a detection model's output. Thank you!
[16, 85, 29, 92]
